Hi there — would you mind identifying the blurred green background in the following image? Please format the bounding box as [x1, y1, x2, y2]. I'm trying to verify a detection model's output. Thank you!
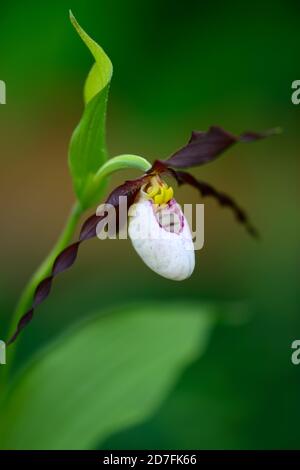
[0, 0, 299, 449]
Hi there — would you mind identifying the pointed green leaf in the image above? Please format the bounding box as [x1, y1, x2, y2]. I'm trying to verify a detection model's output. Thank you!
[68, 12, 113, 207]
[0, 302, 215, 450]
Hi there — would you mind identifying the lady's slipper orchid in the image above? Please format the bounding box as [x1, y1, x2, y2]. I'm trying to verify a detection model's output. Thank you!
[8, 125, 278, 344]
[128, 177, 195, 281]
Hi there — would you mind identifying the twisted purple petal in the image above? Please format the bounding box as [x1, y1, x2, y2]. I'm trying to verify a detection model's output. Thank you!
[173, 170, 259, 238]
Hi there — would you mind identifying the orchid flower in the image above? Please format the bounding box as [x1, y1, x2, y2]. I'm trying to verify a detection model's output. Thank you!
[6, 13, 278, 346]
[8, 125, 277, 344]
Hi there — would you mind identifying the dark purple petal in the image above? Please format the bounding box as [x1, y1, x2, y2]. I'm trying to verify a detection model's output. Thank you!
[33, 277, 53, 307]
[52, 243, 80, 275]
[7, 310, 34, 346]
[163, 126, 279, 169]
[79, 214, 102, 241]
[106, 177, 148, 207]
[7, 176, 148, 346]
[147, 160, 178, 180]
[239, 128, 280, 142]
[79, 178, 147, 241]
[174, 170, 259, 238]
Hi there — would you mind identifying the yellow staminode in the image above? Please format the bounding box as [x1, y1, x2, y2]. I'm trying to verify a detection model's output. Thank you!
[146, 177, 174, 205]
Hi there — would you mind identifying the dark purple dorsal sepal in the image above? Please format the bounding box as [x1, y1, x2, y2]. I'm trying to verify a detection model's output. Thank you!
[163, 126, 279, 169]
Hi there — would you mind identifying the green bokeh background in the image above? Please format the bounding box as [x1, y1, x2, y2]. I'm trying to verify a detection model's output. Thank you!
[0, 0, 299, 449]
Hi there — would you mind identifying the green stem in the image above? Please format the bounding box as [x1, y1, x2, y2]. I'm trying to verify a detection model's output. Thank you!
[4, 201, 83, 380]
[94, 154, 152, 179]
[82, 154, 152, 205]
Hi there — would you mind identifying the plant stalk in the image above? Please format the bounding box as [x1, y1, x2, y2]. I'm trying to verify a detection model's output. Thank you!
[3, 201, 83, 382]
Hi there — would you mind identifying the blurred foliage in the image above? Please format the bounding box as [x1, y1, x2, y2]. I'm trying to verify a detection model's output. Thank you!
[0, 304, 215, 449]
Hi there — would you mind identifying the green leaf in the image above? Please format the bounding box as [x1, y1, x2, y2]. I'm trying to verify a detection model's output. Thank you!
[68, 12, 113, 207]
[0, 302, 215, 450]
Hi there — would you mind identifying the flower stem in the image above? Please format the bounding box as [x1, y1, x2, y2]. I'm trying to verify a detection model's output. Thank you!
[4, 201, 83, 380]
[94, 155, 152, 179]
[81, 155, 152, 206]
